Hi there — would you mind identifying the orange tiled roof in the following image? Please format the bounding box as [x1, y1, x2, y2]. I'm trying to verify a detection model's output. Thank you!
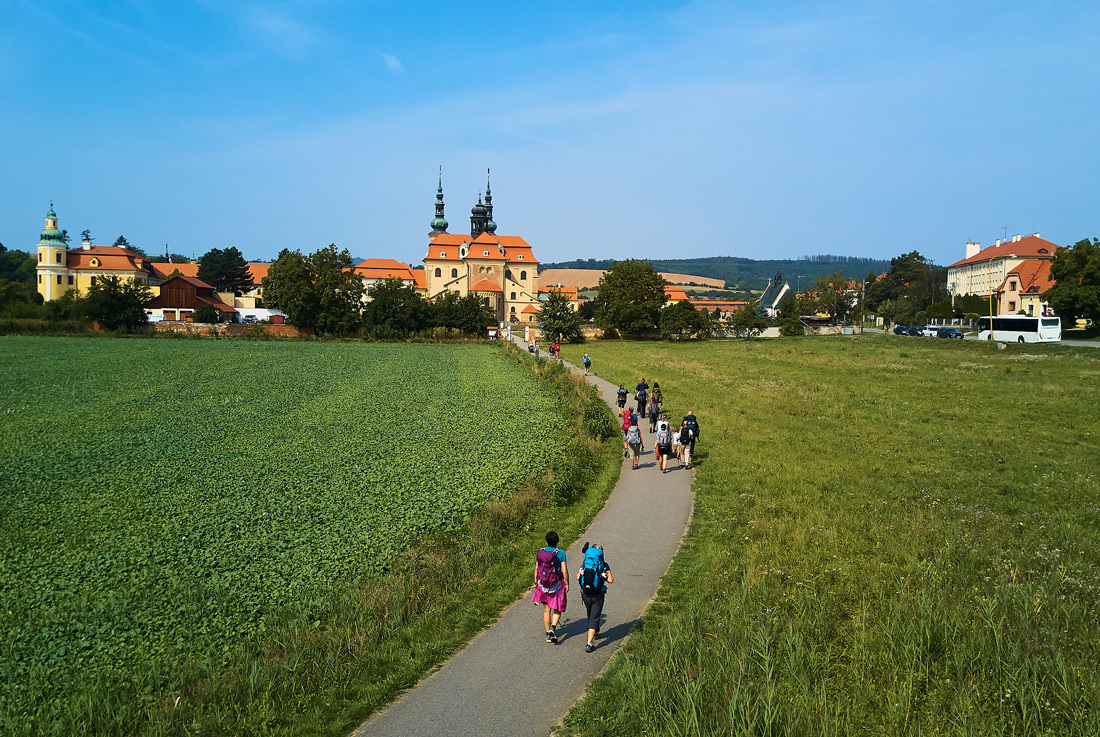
[247, 262, 271, 283]
[355, 258, 415, 281]
[151, 262, 200, 279]
[426, 243, 463, 261]
[521, 305, 539, 313]
[542, 285, 579, 299]
[411, 270, 426, 289]
[664, 285, 689, 301]
[470, 278, 502, 292]
[1001, 259, 1054, 295]
[425, 233, 538, 264]
[66, 245, 156, 274]
[947, 235, 1058, 268]
[429, 233, 469, 246]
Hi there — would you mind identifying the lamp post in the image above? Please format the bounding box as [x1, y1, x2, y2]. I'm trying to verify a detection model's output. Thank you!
[987, 258, 995, 340]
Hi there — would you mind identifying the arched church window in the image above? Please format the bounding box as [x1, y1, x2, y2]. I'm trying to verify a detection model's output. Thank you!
[434, 268, 441, 278]
[451, 268, 458, 278]
[511, 292, 516, 300]
[520, 270, 527, 280]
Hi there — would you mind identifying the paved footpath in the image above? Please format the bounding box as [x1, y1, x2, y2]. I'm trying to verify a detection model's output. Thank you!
[354, 340, 694, 737]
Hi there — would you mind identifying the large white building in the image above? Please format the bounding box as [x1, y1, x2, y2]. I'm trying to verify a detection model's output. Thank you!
[946, 234, 1057, 308]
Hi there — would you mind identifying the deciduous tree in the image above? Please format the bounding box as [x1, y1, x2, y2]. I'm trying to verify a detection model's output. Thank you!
[192, 303, 224, 324]
[363, 278, 431, 338]
[813, 271, 852, 320]
[83, 275, 151, 330]
[727, 302, 767, 337]
[262, 245, 366, 336]
[660, 299, 710, 339]
[593, 259, 668, 336]
[431, 291, 496, 334]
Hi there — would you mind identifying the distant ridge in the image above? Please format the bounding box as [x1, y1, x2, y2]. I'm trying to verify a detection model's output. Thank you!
[540, 269, 723, 290]
[539, 255, 892, 290]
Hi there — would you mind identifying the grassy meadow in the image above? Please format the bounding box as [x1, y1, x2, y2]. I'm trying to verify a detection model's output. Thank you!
[560, 336, 1100, 736]
[0, 337, 621, 736]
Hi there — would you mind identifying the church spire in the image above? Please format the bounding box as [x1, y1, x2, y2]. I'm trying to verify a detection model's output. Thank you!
[484, 168, 497, 235]
[429, 167, 449, 236]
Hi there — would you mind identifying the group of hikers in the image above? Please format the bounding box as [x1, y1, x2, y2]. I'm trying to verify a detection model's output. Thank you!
[616, 378, 699, 473]
[531, 532, 613, 652]
[526, 362, 700, 649]
[526, 338, 592, 375]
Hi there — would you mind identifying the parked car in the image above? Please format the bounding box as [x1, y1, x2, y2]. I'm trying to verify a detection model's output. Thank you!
[936, 327, 964, 339]
[893, 325, 910, 335]
[906, 326, 924, 336]
[923, 325, 940, 337]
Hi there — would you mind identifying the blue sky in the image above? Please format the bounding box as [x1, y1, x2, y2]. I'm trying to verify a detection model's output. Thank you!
[2, 1, 1098, 268]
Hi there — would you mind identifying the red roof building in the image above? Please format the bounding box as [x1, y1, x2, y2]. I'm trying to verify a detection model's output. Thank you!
[946, 234, 1057, 307]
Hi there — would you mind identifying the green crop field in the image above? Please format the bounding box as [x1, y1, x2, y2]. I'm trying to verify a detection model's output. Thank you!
[0, 337, 607, 735]
[561, 337, 1100, 736]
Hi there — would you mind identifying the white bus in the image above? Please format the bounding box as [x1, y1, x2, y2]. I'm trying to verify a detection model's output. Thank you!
[978, 315, 1061, 343]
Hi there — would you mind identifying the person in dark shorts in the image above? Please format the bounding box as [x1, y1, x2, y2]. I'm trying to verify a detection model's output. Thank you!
[577, 543, 614, 652]
[655, 421, 673, 472]
[616, 384, 628, 416]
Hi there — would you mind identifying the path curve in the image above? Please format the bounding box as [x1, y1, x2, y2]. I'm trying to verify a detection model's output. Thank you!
[353, 339, 694, 737]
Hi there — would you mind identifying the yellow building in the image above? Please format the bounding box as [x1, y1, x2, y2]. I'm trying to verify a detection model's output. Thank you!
[422, 172, 541, 324]
[35, 206, 159, 301]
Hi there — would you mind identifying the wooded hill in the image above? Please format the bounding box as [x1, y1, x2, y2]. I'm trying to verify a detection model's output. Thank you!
[539, 255, 893, 291]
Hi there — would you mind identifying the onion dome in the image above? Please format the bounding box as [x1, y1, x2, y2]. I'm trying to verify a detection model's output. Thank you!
[38, 205, 66, 246]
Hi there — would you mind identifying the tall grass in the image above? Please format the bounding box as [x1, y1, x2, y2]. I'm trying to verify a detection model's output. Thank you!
[559, 337, 1100, 736]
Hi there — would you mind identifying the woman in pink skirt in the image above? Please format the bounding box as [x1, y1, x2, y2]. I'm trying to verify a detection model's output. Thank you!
[531, 530, 569, 643]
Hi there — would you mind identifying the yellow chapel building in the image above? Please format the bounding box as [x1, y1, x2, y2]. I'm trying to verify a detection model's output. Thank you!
[35, 206, 159, 301]
[422, 173, 541, 324]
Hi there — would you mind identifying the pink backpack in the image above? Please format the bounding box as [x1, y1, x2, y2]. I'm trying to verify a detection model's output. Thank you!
[536, 548, 563, 593]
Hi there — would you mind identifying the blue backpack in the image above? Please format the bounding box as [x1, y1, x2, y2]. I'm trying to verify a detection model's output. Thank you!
[580, 547, 607, 594]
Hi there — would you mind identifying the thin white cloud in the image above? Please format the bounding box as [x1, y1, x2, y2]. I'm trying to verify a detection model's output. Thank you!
[379, 52, 404, 72]
[246, 9, 316, 57]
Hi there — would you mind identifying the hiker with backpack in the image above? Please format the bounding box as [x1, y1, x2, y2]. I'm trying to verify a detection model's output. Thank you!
[655, 420, 674, 473]
[647, 394, 660, 434]
[531, 530, 569, 644]
[582, 353, 591, 374]
[626, 415, 644, 470]
[577, 543, 614, 653]
[635, 384, 648, 420]
[616, 385, 628, 417]
[681, 412, 700, 469]
[621, 407, 634, 456]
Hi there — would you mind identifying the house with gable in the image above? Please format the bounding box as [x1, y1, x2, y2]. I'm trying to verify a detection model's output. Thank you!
[996, 259, 1054, 316]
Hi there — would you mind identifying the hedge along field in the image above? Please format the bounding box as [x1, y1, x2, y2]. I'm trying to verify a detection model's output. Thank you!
[560, 337, 1100, 736]
[0, 337, 607, 735]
